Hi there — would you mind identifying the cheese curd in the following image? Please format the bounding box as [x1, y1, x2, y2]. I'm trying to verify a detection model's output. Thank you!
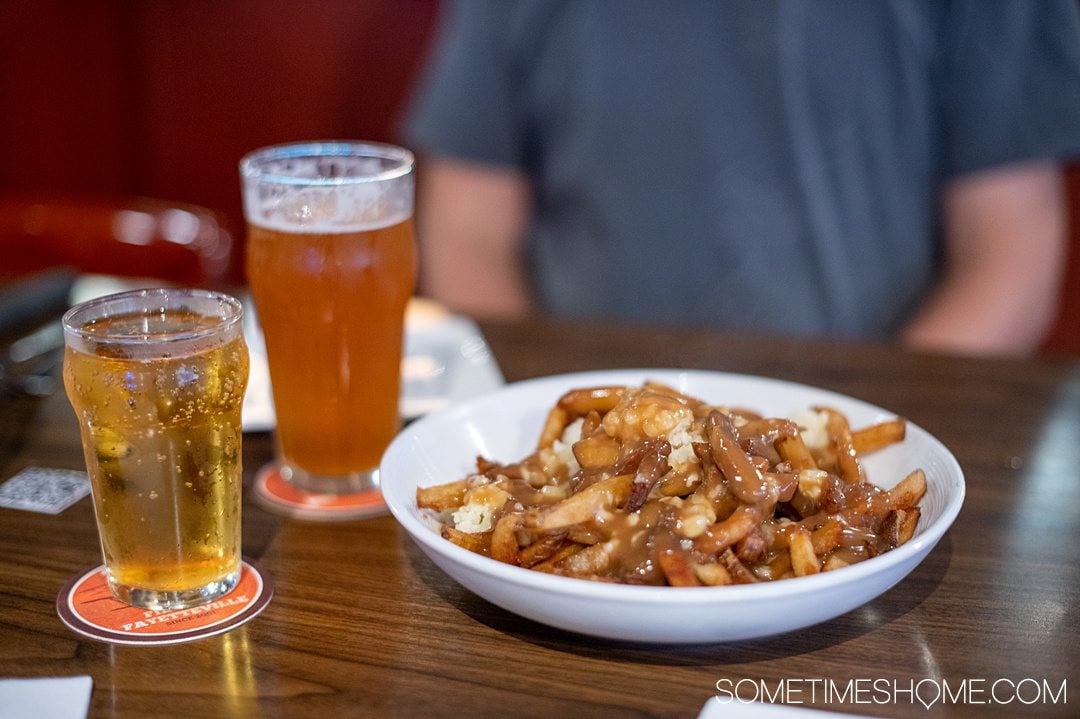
[788, 409, 829, 451]
[452, 482, 510, 534]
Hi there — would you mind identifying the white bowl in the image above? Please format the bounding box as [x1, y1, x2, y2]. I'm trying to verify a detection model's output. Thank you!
[381, 369, 964, 643]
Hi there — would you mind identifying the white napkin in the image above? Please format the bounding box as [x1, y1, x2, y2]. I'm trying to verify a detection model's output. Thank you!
[0, 676, 92, 719]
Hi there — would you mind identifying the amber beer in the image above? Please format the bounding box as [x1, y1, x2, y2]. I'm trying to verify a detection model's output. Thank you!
[62, 289, 249, 610]
[241, 142, 416, 495]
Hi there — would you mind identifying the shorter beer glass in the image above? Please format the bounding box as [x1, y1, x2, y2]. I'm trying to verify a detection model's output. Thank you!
[62, 289, 249, 610]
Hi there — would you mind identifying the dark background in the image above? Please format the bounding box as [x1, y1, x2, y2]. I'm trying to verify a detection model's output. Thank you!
[1, 0, 1077, 354]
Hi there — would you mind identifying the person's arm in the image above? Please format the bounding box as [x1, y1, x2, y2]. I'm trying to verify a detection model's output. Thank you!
[415, 155, 534, 318]
[901, 160, 1067, 356]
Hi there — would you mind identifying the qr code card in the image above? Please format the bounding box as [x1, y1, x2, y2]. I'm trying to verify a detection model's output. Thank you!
[0, 467, 91, 514]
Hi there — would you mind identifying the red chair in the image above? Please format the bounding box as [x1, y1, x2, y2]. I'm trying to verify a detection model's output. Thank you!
[1043, 164, 1080, 356]
[0, 196, 233, 286]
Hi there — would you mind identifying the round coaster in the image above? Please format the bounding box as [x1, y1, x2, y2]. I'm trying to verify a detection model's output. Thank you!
[56, 559, 272, 646]
[252, 463, 388, 521]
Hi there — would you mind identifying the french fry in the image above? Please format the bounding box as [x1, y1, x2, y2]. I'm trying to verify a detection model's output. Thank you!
[889, 469, 927, 510]
[490, 513, 522, 565]
[819, 473, 847, 513]
[789, 526, 821, 576]
[815, 406, 864, 485]
[440, 526, 490, 555]
[871, 506, 922, 555]
[526, 474, 633, 532]
[626, 440, 671, 512]
[771, 471, 798, 502]
[572, 433, 620, 469]
[727, 407, 763, 423]
[707, 411, 772, 504]
[735, 418, 800, 456]
[580, 409, 602, 438]
[691, 442, 740, 518]
[735, 528, 767, 564]
[553, 539, 618, 577]
[531, 542, 585, 573]
[556, 386, 628, 417]
[613, 439, 649, 474]
[768, 521, 793, 550]
[657, 550, 702, 587]
[658, 471, 700, 497]
[643, 380, 710, 414]
[851, 418, 906, 455]
[811, 517, 845, 556]
[695, 501, 772, 556]
[763, 550, 792, 580]
[417, 480, 470, 511]
[475, 456, 499, 473]
[869, 510, 901, 556]
[897, 506, 921, 545]
[789, 469, 827, 518]
[822, 553, 851, 572]
[694, 562, 733, 586]
[776, 433, 818, 472]
[567, 525, 603, 545]
[718, 548, 758, 584]
[519, 532, 569, 567]
[537, 405, 571, 449]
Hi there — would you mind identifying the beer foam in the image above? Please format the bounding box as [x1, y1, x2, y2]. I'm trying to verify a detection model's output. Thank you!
[244, 176, 413, 234]
[248, 208, 411, 234]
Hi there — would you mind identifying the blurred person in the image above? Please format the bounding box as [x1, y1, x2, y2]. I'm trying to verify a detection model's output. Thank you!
[403, 0, 1080, 356]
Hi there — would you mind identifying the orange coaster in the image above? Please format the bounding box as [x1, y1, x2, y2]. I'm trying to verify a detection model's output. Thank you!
[57, 559, 272, 645]
[252, 463, 388, 521]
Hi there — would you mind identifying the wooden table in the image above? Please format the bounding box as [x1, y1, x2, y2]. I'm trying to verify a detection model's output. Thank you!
[2, 317, 1077, 718]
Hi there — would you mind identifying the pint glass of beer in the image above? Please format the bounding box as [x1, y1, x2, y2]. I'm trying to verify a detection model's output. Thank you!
[239, 142, 417, 495]
[62, 289, 249, 610]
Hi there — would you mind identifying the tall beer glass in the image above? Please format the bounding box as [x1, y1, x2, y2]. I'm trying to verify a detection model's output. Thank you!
[240, 142, 417, 495]
[62, 289, 249, 610]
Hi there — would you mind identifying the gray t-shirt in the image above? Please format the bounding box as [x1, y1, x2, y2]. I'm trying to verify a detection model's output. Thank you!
[405, 0, 1080, 339]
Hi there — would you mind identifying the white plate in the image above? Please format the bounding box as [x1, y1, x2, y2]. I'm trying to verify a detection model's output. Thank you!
[241, 299, 504, 431]
[380, 369, 965, 644]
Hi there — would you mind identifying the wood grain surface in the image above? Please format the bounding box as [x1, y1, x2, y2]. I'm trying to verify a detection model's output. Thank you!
[1, 316, 1077, 718]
